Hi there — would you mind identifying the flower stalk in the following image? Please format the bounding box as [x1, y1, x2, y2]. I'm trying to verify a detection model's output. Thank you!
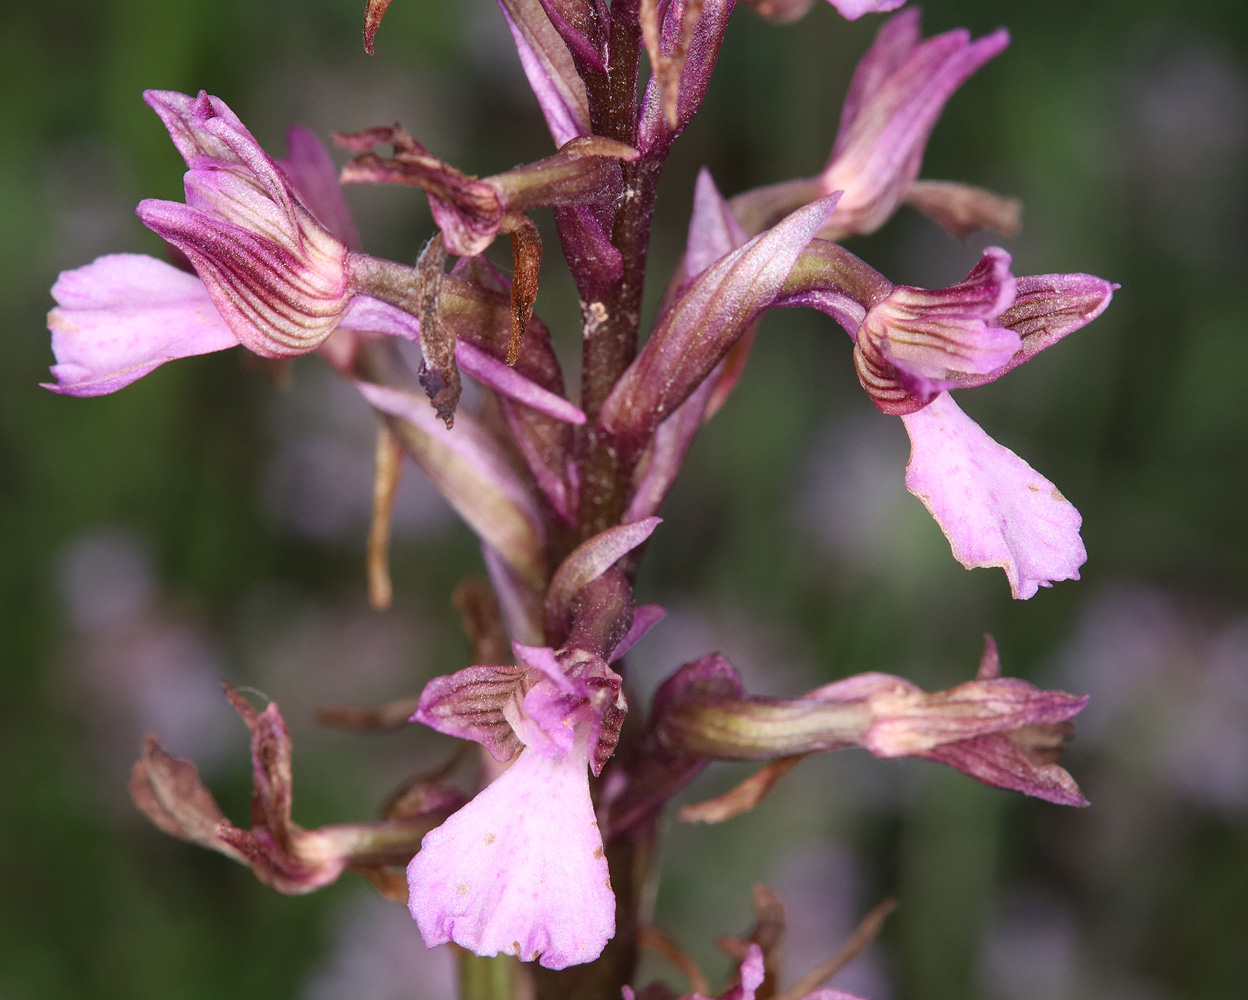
[44, 2, 1118, 997]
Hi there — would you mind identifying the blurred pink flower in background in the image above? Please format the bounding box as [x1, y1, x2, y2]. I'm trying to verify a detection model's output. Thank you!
[56, 530, 234, 786]
[264, 362, 455, 542]
[302, 891, 456, 1000]
[1053, 584, 1248, 810]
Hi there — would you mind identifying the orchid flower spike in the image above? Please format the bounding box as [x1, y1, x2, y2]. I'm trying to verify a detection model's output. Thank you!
[406, 643, 627, 969]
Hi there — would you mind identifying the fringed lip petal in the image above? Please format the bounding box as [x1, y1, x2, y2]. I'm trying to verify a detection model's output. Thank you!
[407, 734, 614, 970]
[901, 392, 1086, 599]
[45, 254, 240, 396]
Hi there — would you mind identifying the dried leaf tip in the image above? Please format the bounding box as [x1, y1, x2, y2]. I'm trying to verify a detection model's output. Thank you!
[363, 0, 395, 55]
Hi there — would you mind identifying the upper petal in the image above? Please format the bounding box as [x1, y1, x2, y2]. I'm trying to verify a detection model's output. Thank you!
[834, 8, 922, 151]
[821, 24, 1009, 236]
[45, 253, 238, 396]
[901, 392, 1086, 599]
[407, 736, 614, 969]
[145, 90, 297, 223]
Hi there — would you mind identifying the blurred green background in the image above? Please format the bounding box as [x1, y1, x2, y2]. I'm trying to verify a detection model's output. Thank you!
[3, 0, 1247, 997]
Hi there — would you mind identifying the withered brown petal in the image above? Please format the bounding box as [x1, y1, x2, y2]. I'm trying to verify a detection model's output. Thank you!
[508, 216, 543, 366]
[129, 735, 242, 859]
[413, 233, 462, 427]
[363, 0, 396, 54]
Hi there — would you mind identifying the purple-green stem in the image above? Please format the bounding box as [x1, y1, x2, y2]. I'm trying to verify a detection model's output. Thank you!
[540, 7, 662, 996]
[576, 0, 659, 543]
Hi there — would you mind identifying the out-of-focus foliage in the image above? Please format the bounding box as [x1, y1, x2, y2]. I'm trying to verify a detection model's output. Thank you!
[2, 0, 1246, 998]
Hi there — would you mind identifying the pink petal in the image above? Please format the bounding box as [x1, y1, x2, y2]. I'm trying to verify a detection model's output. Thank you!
[834, 8, 922, 154]
[862, 678, 1089, 756]
[602, 195, 839, 451]
[145, 90, 297, 224]
[340, 297, 587, 426]
[901, 392, 1085, 599]
[921, 733, 1089, 806]
[801, 992, 872, 1000]
[824, 0, 906, 21]
[821, 23, 1009, 236]
[637, 0, 735, 154]
[45, 254, 238, 396]
[625, 370, 717, 521]
[685, 169, 749, 279]
[903, 179, 1022, 241]
[337, 294, 421, 340]
[513, 643, 579, 694]
[720, 943, 766, 1000]
[986, 272, 1118, 380]
[407, 737, 614, 970]
[358, 381, 546, 587]
[137, 196, 350, 358]
[412, 663, 530, 763]
[482, 542, 545, 646]
[872, 247, 1020, 400]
